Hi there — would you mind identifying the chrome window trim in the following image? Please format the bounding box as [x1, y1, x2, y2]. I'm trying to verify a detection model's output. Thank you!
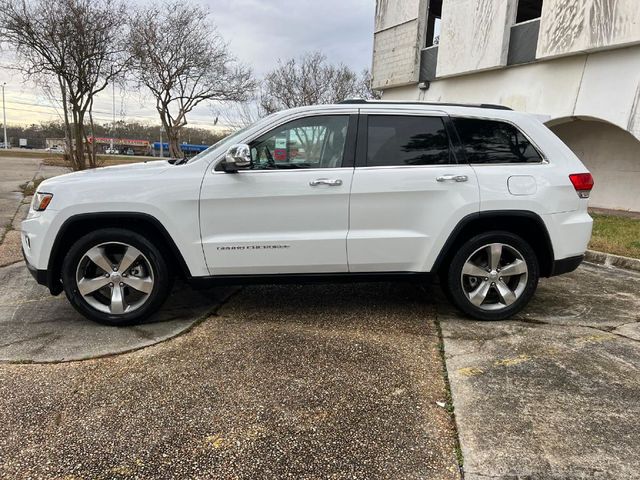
[355, 164, 469, 171]
[215, 167, 355, 175]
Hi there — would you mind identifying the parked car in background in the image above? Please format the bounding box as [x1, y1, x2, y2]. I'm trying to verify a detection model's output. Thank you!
[105, 148, 120, 155]
[22, 101, 593, 325]
[45, 146, 64, 153]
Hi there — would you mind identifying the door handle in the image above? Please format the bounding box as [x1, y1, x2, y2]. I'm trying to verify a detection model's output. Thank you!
[436, 174, 468, 183]
[309, 178, 343, 187]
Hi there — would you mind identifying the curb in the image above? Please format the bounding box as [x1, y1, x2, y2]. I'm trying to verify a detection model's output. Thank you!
[584, 250, 640, 273]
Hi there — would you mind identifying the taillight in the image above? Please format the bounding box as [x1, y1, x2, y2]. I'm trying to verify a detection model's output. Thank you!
[569, 173, 594, 199]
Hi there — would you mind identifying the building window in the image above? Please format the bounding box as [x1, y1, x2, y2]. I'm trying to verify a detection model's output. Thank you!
[426, 0, 443, 47]
[516, 0, 543, 24]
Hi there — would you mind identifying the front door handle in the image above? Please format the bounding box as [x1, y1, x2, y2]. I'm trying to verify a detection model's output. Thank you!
[310, 178, 343, 187]
[436, 174, 468, 183]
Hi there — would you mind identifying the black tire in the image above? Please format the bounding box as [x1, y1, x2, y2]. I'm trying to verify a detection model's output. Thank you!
[62, 228, 172, 326]
[443, 231, 539, 321]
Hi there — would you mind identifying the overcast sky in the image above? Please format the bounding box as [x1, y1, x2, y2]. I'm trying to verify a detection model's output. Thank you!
[0, 0, 375, 130]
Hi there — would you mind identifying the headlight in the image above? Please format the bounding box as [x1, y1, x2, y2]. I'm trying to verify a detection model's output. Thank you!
[32, 192, 54, 211]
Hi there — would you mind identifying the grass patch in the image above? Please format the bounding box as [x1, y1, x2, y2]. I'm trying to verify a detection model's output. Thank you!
[589, 213, 640, 259]
[435, 316, 465, 472]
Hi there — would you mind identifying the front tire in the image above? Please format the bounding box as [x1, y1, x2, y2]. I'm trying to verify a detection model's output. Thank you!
[444, 231, 539, 321]
[62, 228, 172, 326]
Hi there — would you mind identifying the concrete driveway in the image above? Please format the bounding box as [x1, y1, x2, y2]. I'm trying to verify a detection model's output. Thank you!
[0, 263, 235, 363]
[441, 263, 640, 479]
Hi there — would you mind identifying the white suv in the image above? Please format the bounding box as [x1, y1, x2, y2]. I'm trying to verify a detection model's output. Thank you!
[22, 101, 594, 325]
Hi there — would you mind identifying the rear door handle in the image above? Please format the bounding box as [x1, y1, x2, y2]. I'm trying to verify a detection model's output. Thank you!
[310, 178, 343, 187]
[436, 174, 468, 183]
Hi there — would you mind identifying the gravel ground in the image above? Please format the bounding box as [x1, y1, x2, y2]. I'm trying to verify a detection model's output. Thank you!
[0, 283, 461, 479]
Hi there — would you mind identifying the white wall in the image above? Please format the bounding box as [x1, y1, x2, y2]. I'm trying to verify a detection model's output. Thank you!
[538, 0, 640, 59]
[375, 0, 421, 31]
[437, 0, 517, 77]
[550, 119, 640, 212]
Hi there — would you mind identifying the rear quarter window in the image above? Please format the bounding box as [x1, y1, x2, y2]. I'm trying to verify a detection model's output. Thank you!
[452, 117, 543, 164]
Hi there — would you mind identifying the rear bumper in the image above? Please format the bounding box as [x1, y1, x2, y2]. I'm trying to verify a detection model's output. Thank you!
[550, 254, 584, 277]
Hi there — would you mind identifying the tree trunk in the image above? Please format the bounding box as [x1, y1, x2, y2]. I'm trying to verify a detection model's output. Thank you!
[87, 101, 98, 168]
[72, 108, 86, 171]
[59, 79, 78, 171]
[166, 127, 182, 158]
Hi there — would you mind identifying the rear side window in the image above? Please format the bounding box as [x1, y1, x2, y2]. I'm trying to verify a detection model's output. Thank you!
[367, 115, 452, 166]
[453, 118, 543, 164]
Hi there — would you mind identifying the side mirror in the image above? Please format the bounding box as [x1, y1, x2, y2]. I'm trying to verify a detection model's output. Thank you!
[222, 144, 251, 172]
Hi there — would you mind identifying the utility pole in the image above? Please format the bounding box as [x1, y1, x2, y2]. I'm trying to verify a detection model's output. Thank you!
[110, 82, 115, 151]
[159, 128, 163, 158]
[2, 83, 7, 149]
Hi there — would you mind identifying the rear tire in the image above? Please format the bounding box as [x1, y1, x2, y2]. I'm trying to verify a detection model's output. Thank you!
[443, 231, 539, 321]
[61, 228, 172, 326]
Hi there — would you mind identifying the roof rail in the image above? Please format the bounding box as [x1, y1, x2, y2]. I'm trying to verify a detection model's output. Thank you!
[338, 99, 513, 111]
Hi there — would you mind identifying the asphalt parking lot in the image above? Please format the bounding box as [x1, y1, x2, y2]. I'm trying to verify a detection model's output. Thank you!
[0, 281, 461, 479]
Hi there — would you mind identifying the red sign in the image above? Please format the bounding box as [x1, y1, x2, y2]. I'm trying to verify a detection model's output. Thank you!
[274, 149, 287, 161]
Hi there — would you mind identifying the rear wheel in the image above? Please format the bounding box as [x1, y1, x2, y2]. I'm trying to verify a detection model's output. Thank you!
[444, 231, 539, 320]
[62, 228, 172, 325]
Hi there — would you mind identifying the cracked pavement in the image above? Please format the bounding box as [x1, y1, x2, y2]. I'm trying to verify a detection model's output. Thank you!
[440, 262, 640, 479]
[0, 262, 236, 363]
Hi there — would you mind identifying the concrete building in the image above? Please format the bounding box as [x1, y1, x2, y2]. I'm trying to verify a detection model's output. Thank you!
[372, 0, 640, 211]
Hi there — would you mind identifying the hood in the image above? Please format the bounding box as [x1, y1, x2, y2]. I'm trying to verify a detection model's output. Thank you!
[39, 160, 172, 190]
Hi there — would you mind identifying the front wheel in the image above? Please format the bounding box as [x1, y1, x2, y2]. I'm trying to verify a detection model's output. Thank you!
[62, 228, 172, 326]
[444, 231, 539, 321]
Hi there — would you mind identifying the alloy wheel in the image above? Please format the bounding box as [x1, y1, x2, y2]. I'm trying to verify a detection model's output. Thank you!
[460, 243, 528, 311]
[75, 242, 155, 315]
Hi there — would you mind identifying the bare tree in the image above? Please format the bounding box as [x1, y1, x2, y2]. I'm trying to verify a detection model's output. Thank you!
[213, 97, 265, 130]
[0, 0, 130, 170]
[129, 2, 255, 158]
[260, 51, 380, 115]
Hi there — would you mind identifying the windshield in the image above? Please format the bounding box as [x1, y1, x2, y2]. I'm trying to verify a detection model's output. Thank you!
[185, 123, 255, 164]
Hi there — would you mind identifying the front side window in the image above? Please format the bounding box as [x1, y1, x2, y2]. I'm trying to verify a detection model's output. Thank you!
[367, 115, 452, 167]
[453, 118, 542, 164]
[249, 115, 349, 170]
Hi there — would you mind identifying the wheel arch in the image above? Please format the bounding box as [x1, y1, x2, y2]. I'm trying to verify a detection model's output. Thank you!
[46, 212, 190, 295]
[432, 210, 555, 278]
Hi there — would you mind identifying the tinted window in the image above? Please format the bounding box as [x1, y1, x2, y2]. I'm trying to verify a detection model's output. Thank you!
[453, 118, 542, 164]
[249, 116, 349, 170]
[367, 116, 452, 167]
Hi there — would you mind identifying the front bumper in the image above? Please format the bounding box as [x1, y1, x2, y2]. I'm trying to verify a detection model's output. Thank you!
[23, 247, 49, 287]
